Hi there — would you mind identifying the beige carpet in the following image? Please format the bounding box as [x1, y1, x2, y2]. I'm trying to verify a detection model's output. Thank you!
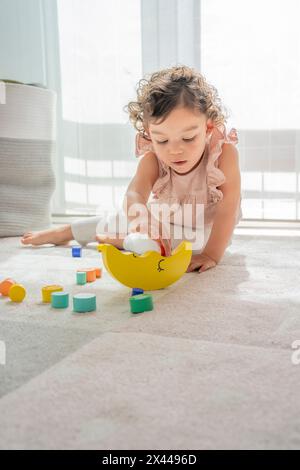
[0, 232, 300, 449]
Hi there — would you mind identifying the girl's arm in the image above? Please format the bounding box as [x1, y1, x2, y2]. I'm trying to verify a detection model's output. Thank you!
[123, 151, 159, 218]
[201, 143, 241, 263]
[122, 152, 172, 256]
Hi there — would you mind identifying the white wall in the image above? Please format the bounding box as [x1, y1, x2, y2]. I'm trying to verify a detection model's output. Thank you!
[0, 0, 46, 84]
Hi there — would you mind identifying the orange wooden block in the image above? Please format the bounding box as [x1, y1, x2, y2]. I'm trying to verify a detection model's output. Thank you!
[76, 268, 96, 282]
[0, 278, 16, 296]
[94, 267, 102, 278]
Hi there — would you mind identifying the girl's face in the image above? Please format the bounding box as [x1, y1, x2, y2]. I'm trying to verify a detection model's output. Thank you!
[147, 106, 211, 175]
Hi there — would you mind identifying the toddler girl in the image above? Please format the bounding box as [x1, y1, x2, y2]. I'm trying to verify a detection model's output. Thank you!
[21, 65, 242, 273]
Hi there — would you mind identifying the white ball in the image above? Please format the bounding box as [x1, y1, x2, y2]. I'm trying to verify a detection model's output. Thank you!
[123, 232, 161, 255]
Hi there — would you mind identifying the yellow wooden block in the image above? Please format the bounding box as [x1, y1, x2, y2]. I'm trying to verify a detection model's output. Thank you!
[42, 285, 63, 303]
[8, 284, 26, 302]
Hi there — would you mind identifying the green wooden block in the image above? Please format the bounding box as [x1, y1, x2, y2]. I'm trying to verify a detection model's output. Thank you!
[73, 293, 96, 313]
[51, 291, 69, 309]
[76, 271, 87, 285]
[129, 294, 153, 314]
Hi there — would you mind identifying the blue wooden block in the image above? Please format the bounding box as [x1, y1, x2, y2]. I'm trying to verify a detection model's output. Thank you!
[131, 288, 144, 296]
[72, 246, 82, 257]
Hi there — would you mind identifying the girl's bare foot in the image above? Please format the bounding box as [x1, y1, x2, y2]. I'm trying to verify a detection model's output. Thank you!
[21, 225, 74, 246]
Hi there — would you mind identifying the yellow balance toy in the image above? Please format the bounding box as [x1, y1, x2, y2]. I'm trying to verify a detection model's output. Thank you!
[97, 240, 192, 290]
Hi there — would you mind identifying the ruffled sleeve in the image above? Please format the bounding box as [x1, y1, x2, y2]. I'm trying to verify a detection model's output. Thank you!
[206, 124, 238, 204]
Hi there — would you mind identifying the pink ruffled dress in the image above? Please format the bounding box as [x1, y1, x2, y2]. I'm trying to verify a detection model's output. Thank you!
[135, 124, 243, 253]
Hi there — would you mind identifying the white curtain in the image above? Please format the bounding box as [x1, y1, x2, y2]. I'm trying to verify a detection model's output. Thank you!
[201, 0, 300, 220]
[50, 0, 300, 220]
[49, 0, 142, 216]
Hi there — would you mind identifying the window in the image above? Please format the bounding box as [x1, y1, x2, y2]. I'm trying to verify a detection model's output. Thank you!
[201, 0, 300, 220]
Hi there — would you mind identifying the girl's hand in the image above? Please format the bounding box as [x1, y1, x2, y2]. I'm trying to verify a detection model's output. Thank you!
[128, 211, 172, 257]
[186, 253, 217, 273]
[154, 219, 172, 257]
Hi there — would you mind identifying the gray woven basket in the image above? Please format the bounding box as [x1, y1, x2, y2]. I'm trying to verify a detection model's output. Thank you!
[0, 82, 56, 237]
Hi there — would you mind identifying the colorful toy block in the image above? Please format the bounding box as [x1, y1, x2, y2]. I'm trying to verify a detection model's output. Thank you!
[51, 291, 69, 309]
[42, 285, 63, 303]
[72, 246, 82, 257]
[0, 278, 16, 296]
[76, 271, 87, 285]
[76, 268, 96, 283]
[8, 284, 26, 302]
[94, 267, 102, 278]
[131, 288, 144, 296]
[73, 293, 96, 313]
[129, 293, 153, 314]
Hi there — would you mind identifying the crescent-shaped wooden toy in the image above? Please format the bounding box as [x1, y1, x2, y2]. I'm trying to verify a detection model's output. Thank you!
[97, 240, 192, 290]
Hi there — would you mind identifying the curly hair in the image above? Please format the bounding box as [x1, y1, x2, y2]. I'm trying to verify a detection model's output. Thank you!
[123, 65, 230, 137]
